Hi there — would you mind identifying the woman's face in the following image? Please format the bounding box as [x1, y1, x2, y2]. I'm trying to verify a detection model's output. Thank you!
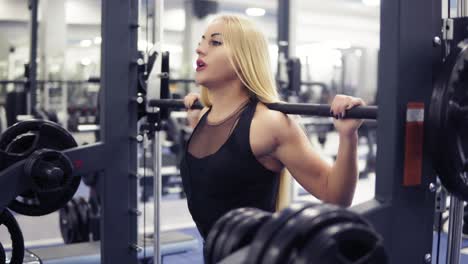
[195, 21, 238, 87]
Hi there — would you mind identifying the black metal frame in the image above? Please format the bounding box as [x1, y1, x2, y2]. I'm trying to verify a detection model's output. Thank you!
[27, 0, 38, 116]
[0, 0, 139, 263]
[99, 0, 139, 262]
[351, 0, 441, 262]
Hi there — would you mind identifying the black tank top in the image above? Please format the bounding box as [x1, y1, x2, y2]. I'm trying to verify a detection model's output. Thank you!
[180, 98, 280, 239]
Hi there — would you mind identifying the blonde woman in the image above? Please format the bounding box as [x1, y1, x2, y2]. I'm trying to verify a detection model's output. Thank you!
[180, 15, 365, 240]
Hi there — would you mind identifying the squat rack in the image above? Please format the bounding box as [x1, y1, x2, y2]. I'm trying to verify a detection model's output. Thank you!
[97, 0, 459, 263]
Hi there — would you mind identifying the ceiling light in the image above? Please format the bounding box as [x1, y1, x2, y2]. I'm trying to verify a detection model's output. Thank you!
[245, 7, 266, 17]
[362, 0, 380, 7]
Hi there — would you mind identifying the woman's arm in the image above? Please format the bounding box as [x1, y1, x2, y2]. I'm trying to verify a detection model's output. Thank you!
[271, 95, 364, 207]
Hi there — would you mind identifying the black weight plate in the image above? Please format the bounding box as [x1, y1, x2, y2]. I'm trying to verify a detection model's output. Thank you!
[24, 149, 74, 193]
[59, 200, 80, 244]
[296, 222, 387, 264]
[429, 39, 468, 200]
[0, 120, 77, 151]
[70, 198, 87, 243]
[212, 209, 258, 263]
[0, 120, 79, 216]
[263, 205, 369, 264]
[76, 197, 90, 242]
[5, 132, 36, 155]
[0, 209, 24, 264]
[220, 210, 271, 261]
[204, 208, 252, 264]
[244, 203, 317, 264]
[45, 110, 59, 123]
[88, 194, 100, 241]
[261, 205, 334, 264]
[0, 242, 5, 264]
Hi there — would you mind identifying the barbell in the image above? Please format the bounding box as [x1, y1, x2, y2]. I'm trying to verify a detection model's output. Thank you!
[149, 99, 378, 120]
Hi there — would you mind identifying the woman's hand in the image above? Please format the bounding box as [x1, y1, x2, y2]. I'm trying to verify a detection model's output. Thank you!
[184, 92, 200, 109]
[330, 95, 366, 137]
[184, 92, 202, 128]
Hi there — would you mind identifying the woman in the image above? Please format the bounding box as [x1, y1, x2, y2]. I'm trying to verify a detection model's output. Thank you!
[180, 14, 365, 240]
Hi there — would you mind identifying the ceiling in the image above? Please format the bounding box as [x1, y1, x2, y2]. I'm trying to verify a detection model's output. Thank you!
[0, 0, 381, 49]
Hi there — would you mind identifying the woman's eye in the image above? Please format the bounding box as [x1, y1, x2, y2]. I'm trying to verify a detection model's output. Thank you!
[210, 40, 222, 46]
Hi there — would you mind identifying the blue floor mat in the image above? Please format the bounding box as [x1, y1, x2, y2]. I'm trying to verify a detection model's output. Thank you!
[163, 228, 204, 264]
[162, 228, 468, 264]
[432, 232, 468, 264]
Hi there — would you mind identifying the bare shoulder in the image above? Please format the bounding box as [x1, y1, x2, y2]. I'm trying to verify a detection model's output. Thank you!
[253, 102, 297, 139]
[254, 102, 288, 122]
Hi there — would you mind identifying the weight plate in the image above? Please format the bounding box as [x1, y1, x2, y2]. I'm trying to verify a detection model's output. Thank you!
[0, 120, 79, 216]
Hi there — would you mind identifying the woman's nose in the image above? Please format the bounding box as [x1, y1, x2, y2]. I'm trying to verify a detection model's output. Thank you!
[196, 46, 203, 55]
[196, 42, 207, 55]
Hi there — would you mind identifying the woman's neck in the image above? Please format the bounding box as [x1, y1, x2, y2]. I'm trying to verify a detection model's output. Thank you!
[206, 80, 250, 121]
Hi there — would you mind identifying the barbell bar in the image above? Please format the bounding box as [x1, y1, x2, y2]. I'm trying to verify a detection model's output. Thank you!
[148, 99, 378, 120]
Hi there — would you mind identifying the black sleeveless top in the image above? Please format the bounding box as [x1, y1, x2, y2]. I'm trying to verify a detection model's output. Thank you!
[180, 98, 280, 239]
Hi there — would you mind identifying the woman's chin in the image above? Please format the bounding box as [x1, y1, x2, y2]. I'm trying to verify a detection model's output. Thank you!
[195, 78, 207, 87]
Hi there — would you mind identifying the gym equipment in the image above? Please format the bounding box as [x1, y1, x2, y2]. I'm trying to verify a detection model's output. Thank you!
[428, 39, 468, 201]
[0, 120, 79, 216]
[219, 210, 270, 262]
[75, 197, 91, 242]
[211, 209, 259, 264]
[35, 108, 59, 123]
[204, 208, 255, 264]
[260, 204, 368, 264]
[295, 221, 386, 264]
[88, 193, 101, 241]
[0, 242, 4, 264]
[0, 208, 25, 264]
[244, 203, 319, 264]
[60, 199, 83, 244]
[59, 196, 98, 244]
[5, 91, 27, 127]
[149, 99, 378, 119]
[210, 203, 387, 264]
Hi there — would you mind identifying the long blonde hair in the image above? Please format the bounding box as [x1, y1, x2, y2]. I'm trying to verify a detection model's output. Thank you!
[200, 14, 291, 211]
